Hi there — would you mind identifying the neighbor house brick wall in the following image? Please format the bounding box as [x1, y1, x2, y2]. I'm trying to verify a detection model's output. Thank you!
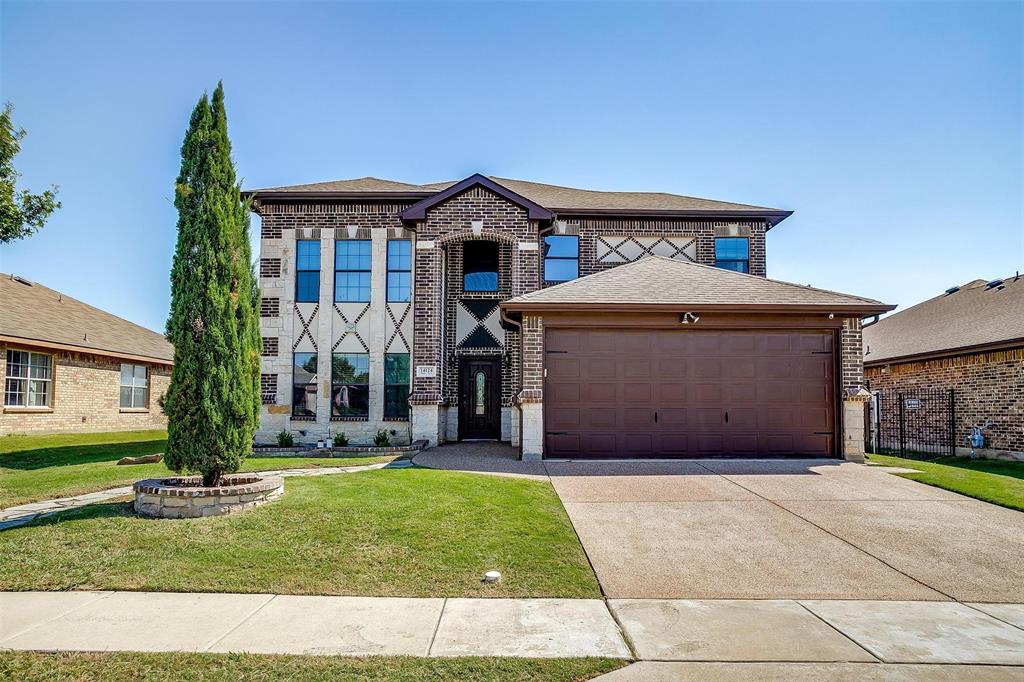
[0, 342, 170, 434]
[866, 348, 1024, 455]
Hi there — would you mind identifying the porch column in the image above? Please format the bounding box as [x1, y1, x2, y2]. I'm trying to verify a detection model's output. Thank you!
[843, 388, 871, 462]
[409, 239, 446, 446]
[518, 314, 544, 460]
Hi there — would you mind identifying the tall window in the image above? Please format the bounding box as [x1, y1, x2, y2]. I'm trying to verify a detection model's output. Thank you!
[543, 235, 579, 282]
[295, 240, 321, 302]
[387, 240, 412, 302]
[463, 241, 498, 292]
[120, 363, 149, 409]
[335, 240, 371, 302]
[331, 353, 369, 418]
[384, 353, 410, 420]
[292, 352, 318, 417]
[4, 350, 52, 408]
[715, 237, 750, 273]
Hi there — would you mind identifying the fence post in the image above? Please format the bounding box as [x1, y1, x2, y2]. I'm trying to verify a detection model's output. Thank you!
[949, 388, 956, 458]
[898, 392, 906, 457]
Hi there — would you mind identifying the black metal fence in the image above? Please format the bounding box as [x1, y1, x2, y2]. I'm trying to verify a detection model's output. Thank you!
[867, 388, 956, 459]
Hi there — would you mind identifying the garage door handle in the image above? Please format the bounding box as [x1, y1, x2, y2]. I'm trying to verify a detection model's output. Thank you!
[654, 411, 658, 424]
[725, 411, 729, 423]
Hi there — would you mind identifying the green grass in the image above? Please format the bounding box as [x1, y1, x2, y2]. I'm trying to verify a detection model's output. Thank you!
[0, 430, 394, 508]
[0, 652, 626, 682]
[867, 453, 1024, 512]
[0, 467, 600, 598]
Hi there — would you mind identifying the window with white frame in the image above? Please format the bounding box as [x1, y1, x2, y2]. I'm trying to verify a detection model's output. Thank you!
[120, 363, 149, 409]
[4, 350, 53, 408]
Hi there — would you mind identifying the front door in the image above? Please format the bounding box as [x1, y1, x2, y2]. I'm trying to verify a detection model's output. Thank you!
[459, 356, 501, 440]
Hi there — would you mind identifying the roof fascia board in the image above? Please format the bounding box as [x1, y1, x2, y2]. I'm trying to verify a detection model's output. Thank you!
[400, 174, 554, 221]
[501, 302, 895, 315]
[0, 335, 174, 365]
[553, 208, 793, 226]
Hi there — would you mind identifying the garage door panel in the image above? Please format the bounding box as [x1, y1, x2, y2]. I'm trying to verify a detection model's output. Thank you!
[544, 328, 835, 459]
[548, 357, 581, 379]
[586, 358, 616, 378]
[548, 382, 581, 403]
[586, 382, 618, 402]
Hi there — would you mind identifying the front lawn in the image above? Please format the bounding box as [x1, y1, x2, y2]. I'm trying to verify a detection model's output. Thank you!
[0, 652, 626, 682]
[0, 467, 600, 598]
[867, 453, 1024, 512]
[0, 430, 394, 508]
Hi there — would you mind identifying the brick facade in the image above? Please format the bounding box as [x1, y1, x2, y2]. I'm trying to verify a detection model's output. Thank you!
[0, 342, 170, 434]
[866, 348, 1024, 457]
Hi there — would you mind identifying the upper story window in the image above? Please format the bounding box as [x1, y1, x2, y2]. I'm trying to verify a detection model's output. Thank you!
[715, 237, 750, 274]
[335, 240, 371, 302]
[119, 363, 149, 409]
[387, 240, 412, 302]
[543, 235, 579, 282]
[4, 349, 52, 408]
[463, 241, 498, 292]
[295, 240, 321, 303]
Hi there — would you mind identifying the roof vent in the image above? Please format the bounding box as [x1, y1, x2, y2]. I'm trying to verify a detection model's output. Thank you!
[10, 275, 33, 286]
[985, 279, 1004, 290]
[944, 286, 960, 295]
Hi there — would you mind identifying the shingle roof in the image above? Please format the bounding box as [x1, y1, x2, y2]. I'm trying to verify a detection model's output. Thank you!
[502, 256, 892, 313]
[863, 275, 1024, 364]
[247, 175, 788, 217]
[0, 274, 173, 363]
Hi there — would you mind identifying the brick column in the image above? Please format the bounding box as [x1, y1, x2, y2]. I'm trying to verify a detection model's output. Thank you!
[518, 314, 544, 460]
[841, 318, 867, 462]
[410, 241, 446, 445]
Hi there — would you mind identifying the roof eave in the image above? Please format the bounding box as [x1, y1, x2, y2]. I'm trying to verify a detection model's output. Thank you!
[552, 208, 793, 227]
[501, 302, 895, 315]
[0, 334, 174, 366]
[864, 336, 1024, 367]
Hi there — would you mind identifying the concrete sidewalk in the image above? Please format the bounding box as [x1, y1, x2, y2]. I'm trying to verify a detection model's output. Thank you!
[3, 592, 1024, 667]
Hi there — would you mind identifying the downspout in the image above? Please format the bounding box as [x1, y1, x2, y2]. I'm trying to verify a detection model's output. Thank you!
[501, 307, 524, 454]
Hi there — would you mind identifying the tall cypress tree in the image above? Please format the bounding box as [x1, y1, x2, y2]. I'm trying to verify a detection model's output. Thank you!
[164, 83, 260, 486]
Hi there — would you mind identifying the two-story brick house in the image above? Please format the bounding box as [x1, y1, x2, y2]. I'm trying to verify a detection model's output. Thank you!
[247, 174, 891, 460]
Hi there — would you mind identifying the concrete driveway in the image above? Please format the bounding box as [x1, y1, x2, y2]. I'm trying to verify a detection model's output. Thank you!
[545, 459, 1024, 601]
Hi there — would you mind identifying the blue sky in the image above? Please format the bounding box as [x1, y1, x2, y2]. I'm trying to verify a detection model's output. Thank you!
[2, 1, 1021, 333]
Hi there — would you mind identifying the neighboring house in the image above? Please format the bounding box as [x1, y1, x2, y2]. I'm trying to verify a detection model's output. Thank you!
[0, 274, 172, 435]
[863, 275, 1024, 460]
[247, 174, 891, 460]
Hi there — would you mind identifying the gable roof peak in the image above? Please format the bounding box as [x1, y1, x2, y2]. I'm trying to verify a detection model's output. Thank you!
[399, 174, 554, 222]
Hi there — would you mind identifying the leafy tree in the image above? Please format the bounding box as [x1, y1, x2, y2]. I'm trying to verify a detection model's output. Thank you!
[0, 103, 61, 243]
[163, 83, 260, 486]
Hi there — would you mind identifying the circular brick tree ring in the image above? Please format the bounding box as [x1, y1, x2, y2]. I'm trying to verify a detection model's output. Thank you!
[133, 474, 284, 519]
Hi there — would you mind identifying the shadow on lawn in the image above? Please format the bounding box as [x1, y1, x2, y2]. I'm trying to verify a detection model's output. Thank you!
[0, 440, 167, 471]
[1, 500, 135, 532]
[898, 455, 1024, 481]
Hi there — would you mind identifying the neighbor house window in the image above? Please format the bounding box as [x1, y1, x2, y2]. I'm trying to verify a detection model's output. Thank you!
[543, 235, 579, 282]
[714, 237, 750, 273]
[295, 240, 321, 302]
[292, 352, 318, 417]
[335, 240, 371, 302]
[384, 353, 410, 420]
[331, 353, 369, 419]
[463, 241, 498, 292]
[119, 363, 148, 409]
[387, 240, 412, 302]
[4, 350, 52, 408]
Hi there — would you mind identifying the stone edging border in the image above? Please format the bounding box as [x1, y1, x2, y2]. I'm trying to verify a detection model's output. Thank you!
[252, 439, 428, 457]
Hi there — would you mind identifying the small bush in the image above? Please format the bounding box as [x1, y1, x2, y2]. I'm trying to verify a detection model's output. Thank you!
[373, 429, 390, 447]
[333, 432, 349, 447]
[276, 430, 294, 447]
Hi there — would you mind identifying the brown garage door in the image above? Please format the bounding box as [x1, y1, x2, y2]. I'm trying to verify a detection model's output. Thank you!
[544, 328, 836, 458]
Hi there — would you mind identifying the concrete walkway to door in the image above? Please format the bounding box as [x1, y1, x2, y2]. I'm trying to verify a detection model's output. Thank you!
[414, 445, 1024, 602]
